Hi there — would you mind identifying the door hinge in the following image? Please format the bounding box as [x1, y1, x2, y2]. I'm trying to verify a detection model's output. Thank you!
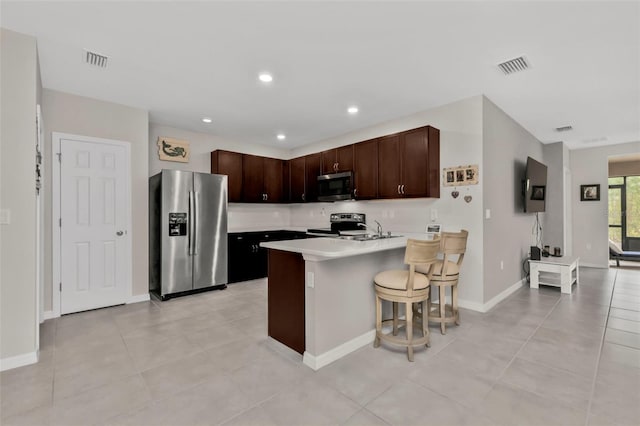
[59, 282, 62, 292]
[59, 218, 62, 227]
[56, 152, 61, 162]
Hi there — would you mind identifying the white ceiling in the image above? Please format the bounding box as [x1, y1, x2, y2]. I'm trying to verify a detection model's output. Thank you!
[2, 1, 639, 150]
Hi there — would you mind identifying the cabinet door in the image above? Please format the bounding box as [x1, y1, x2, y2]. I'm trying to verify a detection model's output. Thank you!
[228, 234, 251, 283]
[263, 158, 284, 202]
[427, 126, 440, 198]
[320, 149, 337, 175]
[353, 139, 378, 199]
[304, 152, 322, 202]
[335, 145, 354, 172]
[282, 160, 290, 203]
[400, 127, 430, 198]
[211, 150, 243, 202]
[377, 134, 401, 198]
[290, 156, 306, 202]
[242, 154, 264, 202]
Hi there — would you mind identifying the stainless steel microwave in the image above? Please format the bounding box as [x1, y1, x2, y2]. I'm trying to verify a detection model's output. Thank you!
[317, 171, 354, 202]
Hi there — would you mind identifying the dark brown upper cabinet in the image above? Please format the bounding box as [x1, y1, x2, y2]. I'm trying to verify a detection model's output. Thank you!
[304, 153, 322, 202]
[353, 138, 378, 199]
[242, 155, 284, 203]
[211, 124, 438, 204]
[211, 150, 243, 202]
[289, 156, 306, 203]
[320, 145, 354, 174]
[288, 153, 321, 203]
[377, 126, 440, 199]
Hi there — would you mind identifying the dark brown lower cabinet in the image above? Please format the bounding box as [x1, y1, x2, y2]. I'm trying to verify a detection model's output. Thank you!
[267, 249, 305, 354]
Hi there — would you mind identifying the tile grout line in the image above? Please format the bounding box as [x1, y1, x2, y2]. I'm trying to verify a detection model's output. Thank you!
[584, 268, 618, 426]
[492, 295, 563, 385]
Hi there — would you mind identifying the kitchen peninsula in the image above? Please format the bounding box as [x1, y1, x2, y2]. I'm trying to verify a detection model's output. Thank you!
[261, 234, 431, 370]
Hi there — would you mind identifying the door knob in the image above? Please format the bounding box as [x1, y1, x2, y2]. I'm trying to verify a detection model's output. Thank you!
[116, 231, 124, 236]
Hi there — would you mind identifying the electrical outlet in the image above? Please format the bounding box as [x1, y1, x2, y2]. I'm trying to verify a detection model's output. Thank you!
[485, 209, 491, 219]
[500, 261, 504, 270]
[430, 208, 438, 221]
[306, 272, 315, 288]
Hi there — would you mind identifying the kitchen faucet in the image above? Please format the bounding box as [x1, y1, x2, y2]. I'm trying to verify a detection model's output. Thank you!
[358, 220, 383, 237]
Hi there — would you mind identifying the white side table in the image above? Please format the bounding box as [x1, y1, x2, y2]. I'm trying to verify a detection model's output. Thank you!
[529, 256, 580, 294]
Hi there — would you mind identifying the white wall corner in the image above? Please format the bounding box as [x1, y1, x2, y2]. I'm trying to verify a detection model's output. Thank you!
[128, 293, 151, 304]
[42, 311, 57, 322]
[0, 350, 38, 372]
[481, 278, 526, 313]
[303, 329, 375, 371]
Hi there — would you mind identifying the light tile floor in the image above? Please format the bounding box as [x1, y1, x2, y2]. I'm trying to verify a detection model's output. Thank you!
[2, 266, 639, 426]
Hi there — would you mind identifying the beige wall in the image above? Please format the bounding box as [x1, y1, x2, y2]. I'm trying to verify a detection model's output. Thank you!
[0, 29, 39, 362]
[571, 141, 640, 267]
[542, 142, 570, 253]
[482, 97, 545, 303]
[42, 90, 149, 311]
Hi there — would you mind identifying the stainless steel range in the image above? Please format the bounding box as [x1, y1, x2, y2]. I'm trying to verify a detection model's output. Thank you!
[307, 213, 366, 237]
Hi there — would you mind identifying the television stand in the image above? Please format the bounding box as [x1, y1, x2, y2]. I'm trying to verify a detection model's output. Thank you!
[529, 256, 579, 294]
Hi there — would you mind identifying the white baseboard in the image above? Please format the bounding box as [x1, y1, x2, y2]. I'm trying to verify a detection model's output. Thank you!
[457, 299, 486, 312]
[127, 293, 150, 304]
[456, 279, 526, 313]
[0, 351, 38, 372]
[480, 279, 526, 313]
[303, 329, 375, 371]
[42, 310, 57, 321]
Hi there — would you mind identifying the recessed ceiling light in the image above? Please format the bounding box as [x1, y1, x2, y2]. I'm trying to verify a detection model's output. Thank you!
[259, 73, 273, 83]
[347, 106, 359, 114]
[277, 134, 286, 140]
[202, 117, 212, 123]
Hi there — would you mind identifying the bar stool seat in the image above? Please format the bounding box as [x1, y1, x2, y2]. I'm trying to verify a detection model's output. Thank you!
[373, 238, 440, 362]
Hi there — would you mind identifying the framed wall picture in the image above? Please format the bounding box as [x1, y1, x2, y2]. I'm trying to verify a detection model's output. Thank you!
[157, 137, 190, 163]
[580, 184, 600, 201]
[443, 165, 479, 187]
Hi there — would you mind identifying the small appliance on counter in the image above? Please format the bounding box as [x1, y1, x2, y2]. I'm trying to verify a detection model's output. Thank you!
[307, 213, 366, 237]
[149, 170, 228, 300]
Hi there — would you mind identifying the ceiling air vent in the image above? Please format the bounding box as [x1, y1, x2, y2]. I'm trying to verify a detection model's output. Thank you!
[84, 49, 108, 68]
[555, 125, 573, 132]
[498, 56, 530, 75]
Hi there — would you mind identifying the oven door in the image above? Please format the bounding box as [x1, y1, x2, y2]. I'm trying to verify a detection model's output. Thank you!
[317, 171, 353, 201]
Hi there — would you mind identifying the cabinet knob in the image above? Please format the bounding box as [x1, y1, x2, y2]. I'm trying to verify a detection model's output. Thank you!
[401, 184, 405, 194]
[265, 193, 268, 201]
[397, 185, 401, 194]
[354, 188, 358, 197]
[334, 162, 338, 172]
[302, 193, 306, 201]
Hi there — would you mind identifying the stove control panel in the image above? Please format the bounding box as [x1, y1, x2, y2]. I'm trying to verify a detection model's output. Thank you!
[330, 213, 365, 223]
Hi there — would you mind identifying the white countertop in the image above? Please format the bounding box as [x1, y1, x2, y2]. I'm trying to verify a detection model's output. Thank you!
[260, 232, 434, 260]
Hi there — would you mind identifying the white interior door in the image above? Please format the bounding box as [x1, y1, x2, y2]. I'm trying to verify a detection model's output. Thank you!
[60, 137, 130, 314]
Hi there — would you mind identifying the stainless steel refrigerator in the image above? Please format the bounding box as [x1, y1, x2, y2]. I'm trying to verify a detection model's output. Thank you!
[149, 170, 228, 300]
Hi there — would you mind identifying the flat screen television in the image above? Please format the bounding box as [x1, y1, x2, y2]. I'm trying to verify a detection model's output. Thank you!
[523, 156, 547, 213]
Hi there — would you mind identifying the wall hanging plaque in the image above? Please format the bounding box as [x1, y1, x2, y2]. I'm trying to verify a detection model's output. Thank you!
[443, 164, 479, 187]
[157, 137, 190, 163]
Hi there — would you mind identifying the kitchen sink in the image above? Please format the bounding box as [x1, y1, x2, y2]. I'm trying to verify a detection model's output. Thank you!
[340, 233, 402, 241]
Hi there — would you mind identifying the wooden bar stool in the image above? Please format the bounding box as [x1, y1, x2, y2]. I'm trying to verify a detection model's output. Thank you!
[418, 229, 468, 334]
[373, 238, 440, 361]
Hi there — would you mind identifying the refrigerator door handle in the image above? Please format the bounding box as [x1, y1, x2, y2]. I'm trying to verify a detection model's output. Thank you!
[193, 191, 199, 255]
[188, 191, 195, 256]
